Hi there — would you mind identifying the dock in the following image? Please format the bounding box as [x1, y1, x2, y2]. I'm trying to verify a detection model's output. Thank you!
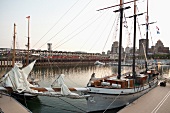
[0, 93, 31, 113]
[118, 82, 170, 113]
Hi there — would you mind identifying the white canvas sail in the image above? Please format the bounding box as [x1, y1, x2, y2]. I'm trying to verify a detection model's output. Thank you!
[22, 60, 36, 78]
[0, 61, 36, 93]
[55, 74, 79, 96]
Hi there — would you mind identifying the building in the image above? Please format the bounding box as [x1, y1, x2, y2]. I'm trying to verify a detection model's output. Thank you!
[110, 41, 124, 60]
[111, 41, 124, 54]
[125, 47, 131, 54]
[111, 41, 118, 54]
[152, 40, 169, 54]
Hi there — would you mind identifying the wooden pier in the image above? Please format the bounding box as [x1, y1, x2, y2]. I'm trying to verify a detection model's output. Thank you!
[0, 93, 31, 113]
[118, 82, 170, 113]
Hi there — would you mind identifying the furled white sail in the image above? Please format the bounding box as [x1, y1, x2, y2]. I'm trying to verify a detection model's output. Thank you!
[55, 74, 79, 96]
[22, 60, 36, 78]
[0, 61, 36, 93]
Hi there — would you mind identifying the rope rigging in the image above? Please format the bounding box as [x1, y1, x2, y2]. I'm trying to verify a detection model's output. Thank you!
[33, 1, 101, 85]
[52, 12, 101, 50]
[137, 16, 143, 39]
[149, 25, 157, 54]
[149, 26, 154, 47]
[79, 11, 110, 51]
[53, 10, 112, 50]
[45, 9, 112, 88]
[123, 13, 133, 48]
[89, 11, 115, 52]
[32, 0, 80, 48]
[113, 13, 119, 42]
[38, 0, 92, 49]
[67, 57, 88, 87]
[102, 13, 119, 52]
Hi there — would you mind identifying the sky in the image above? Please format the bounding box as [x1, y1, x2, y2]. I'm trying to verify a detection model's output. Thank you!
[0, 0, 169, 53]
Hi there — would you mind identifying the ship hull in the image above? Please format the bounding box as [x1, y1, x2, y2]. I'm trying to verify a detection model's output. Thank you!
[86, 80, 158, 112]
[11, 92, 38, 100]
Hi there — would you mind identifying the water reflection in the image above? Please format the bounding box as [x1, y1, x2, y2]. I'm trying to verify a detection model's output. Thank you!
[29, 65, 134, 87]
[29, 65, 115, 87]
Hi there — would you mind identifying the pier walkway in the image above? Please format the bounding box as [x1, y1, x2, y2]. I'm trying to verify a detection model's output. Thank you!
[0, 93, 31, 113]
[118, 82, 170, 113]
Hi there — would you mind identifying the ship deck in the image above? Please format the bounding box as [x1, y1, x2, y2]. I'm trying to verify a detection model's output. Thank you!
[118, 81, 170, 113]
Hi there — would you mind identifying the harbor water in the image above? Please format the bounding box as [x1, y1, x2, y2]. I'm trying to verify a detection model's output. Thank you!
[0, 64, 170, 113]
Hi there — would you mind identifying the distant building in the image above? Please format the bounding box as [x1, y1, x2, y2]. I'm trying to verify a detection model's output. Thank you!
[102, 51, 105, 55]
[111, 41, 124, 54]
[111, 41, 118, 54]
[109, 41, 124, 60]
[152, 40, 169, 54]
[107, 50, 111, 55]
[125, 47, 131, 54]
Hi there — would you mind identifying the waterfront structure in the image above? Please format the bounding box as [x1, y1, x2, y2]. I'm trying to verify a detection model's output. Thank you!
[0, 48, 111, 67]
[0, 39, 169, 67]
[151, 40, 169, 54]
[139, 39, 169, 55]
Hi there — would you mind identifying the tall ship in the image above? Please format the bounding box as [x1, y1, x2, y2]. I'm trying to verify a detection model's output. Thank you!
[85, 0, 159, 112]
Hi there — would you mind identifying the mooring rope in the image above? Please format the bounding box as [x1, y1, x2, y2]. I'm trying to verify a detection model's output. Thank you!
[103, 92, 122, 113]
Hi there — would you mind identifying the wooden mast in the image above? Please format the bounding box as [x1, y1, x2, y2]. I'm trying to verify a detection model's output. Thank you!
[26, 16, 30, 65]
[140, 0, 156, 71]
[145, 0, 149, 71]
[117, 0, 124, 79]
[126, 0, 144, 78]
[132, 0, 137, 78]
[96, 0, 131, 79]
[12, 23, 16, 67]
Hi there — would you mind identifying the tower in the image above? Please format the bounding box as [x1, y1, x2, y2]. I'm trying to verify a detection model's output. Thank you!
[47, 43, 52, 51]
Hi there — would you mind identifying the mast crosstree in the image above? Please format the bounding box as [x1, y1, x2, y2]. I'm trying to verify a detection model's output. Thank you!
[97, 0, 132, 79]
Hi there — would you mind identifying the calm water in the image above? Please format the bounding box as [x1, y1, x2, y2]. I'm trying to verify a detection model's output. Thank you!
[1, 64, 170, 113]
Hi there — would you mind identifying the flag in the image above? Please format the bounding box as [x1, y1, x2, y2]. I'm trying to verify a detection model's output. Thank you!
[156, 26, 160, 34]
[26, 16, 30, 19]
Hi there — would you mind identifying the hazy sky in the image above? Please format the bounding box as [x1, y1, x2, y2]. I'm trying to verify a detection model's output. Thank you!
[0, 0, 168, 53]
